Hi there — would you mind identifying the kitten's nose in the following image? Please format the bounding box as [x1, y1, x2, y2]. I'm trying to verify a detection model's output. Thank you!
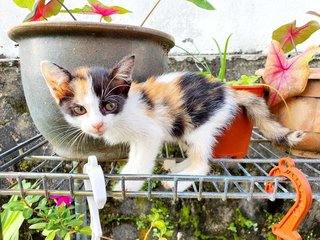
[92, 122, 104, 131]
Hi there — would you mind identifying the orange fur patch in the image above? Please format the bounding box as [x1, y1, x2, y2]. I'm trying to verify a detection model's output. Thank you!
[133, 76, 193, 131]
[70, 67, 90, 102]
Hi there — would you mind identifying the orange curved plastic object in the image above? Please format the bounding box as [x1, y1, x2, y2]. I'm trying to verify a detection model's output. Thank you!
[265, 158, 313, 240]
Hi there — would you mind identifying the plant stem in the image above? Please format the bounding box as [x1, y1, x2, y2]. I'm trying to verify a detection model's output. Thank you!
[143, 225, 153, 240]
[57, 0, 77, 21]
[176, 45, 213, 75]
[140, 0, 161, 27]
[21, 197, 47, 221]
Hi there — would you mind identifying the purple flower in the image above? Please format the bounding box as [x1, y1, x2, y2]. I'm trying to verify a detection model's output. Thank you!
[50, 195, 73, 206]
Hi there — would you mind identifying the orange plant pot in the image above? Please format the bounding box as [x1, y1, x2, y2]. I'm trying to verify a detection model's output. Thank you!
[213, 85, 265, 159]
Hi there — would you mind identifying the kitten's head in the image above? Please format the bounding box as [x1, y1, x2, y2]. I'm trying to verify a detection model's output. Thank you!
[40, 55, 135, 138]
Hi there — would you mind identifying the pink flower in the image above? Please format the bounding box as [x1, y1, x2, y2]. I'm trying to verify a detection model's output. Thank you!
[50, 195, 73, 206]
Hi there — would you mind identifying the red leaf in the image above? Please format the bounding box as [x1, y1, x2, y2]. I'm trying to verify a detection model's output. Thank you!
[272, 20, 320, 53]
[262, 40, 320, 106]
[90, 3, 119, 16]
[24, 0, 63, 22]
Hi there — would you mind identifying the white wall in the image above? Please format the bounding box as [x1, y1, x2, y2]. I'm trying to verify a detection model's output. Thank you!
[1, 0, 320, 58]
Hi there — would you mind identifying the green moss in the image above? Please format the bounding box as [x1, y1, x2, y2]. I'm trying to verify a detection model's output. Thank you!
[227, 208, 258, 240]
[12, 101, 28, 115]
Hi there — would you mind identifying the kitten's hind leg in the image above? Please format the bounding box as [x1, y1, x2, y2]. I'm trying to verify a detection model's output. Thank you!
[113, 138, 162, 192]
[162, 130, 213, 192]
[163, 158, 191, 173]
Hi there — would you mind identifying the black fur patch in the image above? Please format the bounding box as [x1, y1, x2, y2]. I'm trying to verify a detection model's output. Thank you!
[89, 67, 110, 99]
[180, 73, 226, 127]
[141, 90, 154, 109]
[275, 132, 291, 146]
[89, 67, 129, 116]
[53, 63, 73, 82]
[171, 115, 185, 137]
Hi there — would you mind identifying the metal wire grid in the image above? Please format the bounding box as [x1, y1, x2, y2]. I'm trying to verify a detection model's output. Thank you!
[0, 131, 320, 202]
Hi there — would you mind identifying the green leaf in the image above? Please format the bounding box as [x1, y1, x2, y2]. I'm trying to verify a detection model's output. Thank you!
[102, 16, 112, 22]
[27, 218, 43, 224]
[29, 222, 47, 230]
[2, 201, 26, 212]
[186, 0, 215, 10]
[22, 208, 33, 219]
[272, 20, 320, 53]
[38, 198, 48, 207]
[165, 230, 174, 237]
[214, 34, 232, 82]
[67, 219, 83, 227]
[227, 75, 260, 86]
[42, 229, 52, 236]
[25, 195, 41, 204]
[63, 5, 92, 13]
[45, 230, 57, 240]
[13, 0, 35, 10]
[78, 226, 92, 236]
[109, 6, 132, 14]
[64, 232, 71, 240]
[1, 206, 25, 240]
[57, 229, 67, 238]
[152, 220, 167, 235]
[228, 222, 237, 233]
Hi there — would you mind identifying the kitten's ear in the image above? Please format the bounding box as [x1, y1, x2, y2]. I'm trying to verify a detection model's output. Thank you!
[109, 55, 135, 83]
[40, 61, 73, 104]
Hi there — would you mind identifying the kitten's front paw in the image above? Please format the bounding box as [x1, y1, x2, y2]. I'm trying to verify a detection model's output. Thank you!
[162, 180, 174, 189]
[163, 160, 176, 171]
[161, 180, 193, 192]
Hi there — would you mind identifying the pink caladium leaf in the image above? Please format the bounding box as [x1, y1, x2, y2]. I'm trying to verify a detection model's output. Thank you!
[272, 20, 320, 53]
[24, 0, 64, 22]
[68, 0, 131, 22]
[263, 40, 320, 106]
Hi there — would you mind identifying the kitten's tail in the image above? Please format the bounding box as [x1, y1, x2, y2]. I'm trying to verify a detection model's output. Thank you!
[233, 89, 304, 147]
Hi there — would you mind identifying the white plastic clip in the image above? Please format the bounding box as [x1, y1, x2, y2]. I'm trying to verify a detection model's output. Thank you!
[83, 155, 107, 240]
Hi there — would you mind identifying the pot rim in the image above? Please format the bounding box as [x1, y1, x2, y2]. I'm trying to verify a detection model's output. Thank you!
[8, 21, 175, 48]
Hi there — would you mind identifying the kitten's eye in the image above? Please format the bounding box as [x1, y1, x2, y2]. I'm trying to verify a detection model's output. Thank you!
[73, 105, 87, 115]
[105, 102, 118, 112]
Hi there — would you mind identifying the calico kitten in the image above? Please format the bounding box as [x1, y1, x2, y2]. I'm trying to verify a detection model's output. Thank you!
[40, 55, 304, 192]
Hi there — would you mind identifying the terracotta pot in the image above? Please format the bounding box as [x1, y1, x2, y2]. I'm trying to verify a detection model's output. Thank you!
[213, 85, 266, 159]
[269, 68, 320, 158]
[8, 22, 174, 160]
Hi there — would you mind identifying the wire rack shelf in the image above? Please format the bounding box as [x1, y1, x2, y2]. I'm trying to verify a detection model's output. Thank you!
[1, 130, 320, 202]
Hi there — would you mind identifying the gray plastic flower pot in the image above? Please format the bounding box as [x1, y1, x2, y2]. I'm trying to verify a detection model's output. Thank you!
[8, 21, 175, 160]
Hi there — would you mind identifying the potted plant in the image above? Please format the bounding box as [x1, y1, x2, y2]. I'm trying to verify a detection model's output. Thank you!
[256, 14, 320, 158]
[8, 0, 214, 160]
[213, 76, 265, 159]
